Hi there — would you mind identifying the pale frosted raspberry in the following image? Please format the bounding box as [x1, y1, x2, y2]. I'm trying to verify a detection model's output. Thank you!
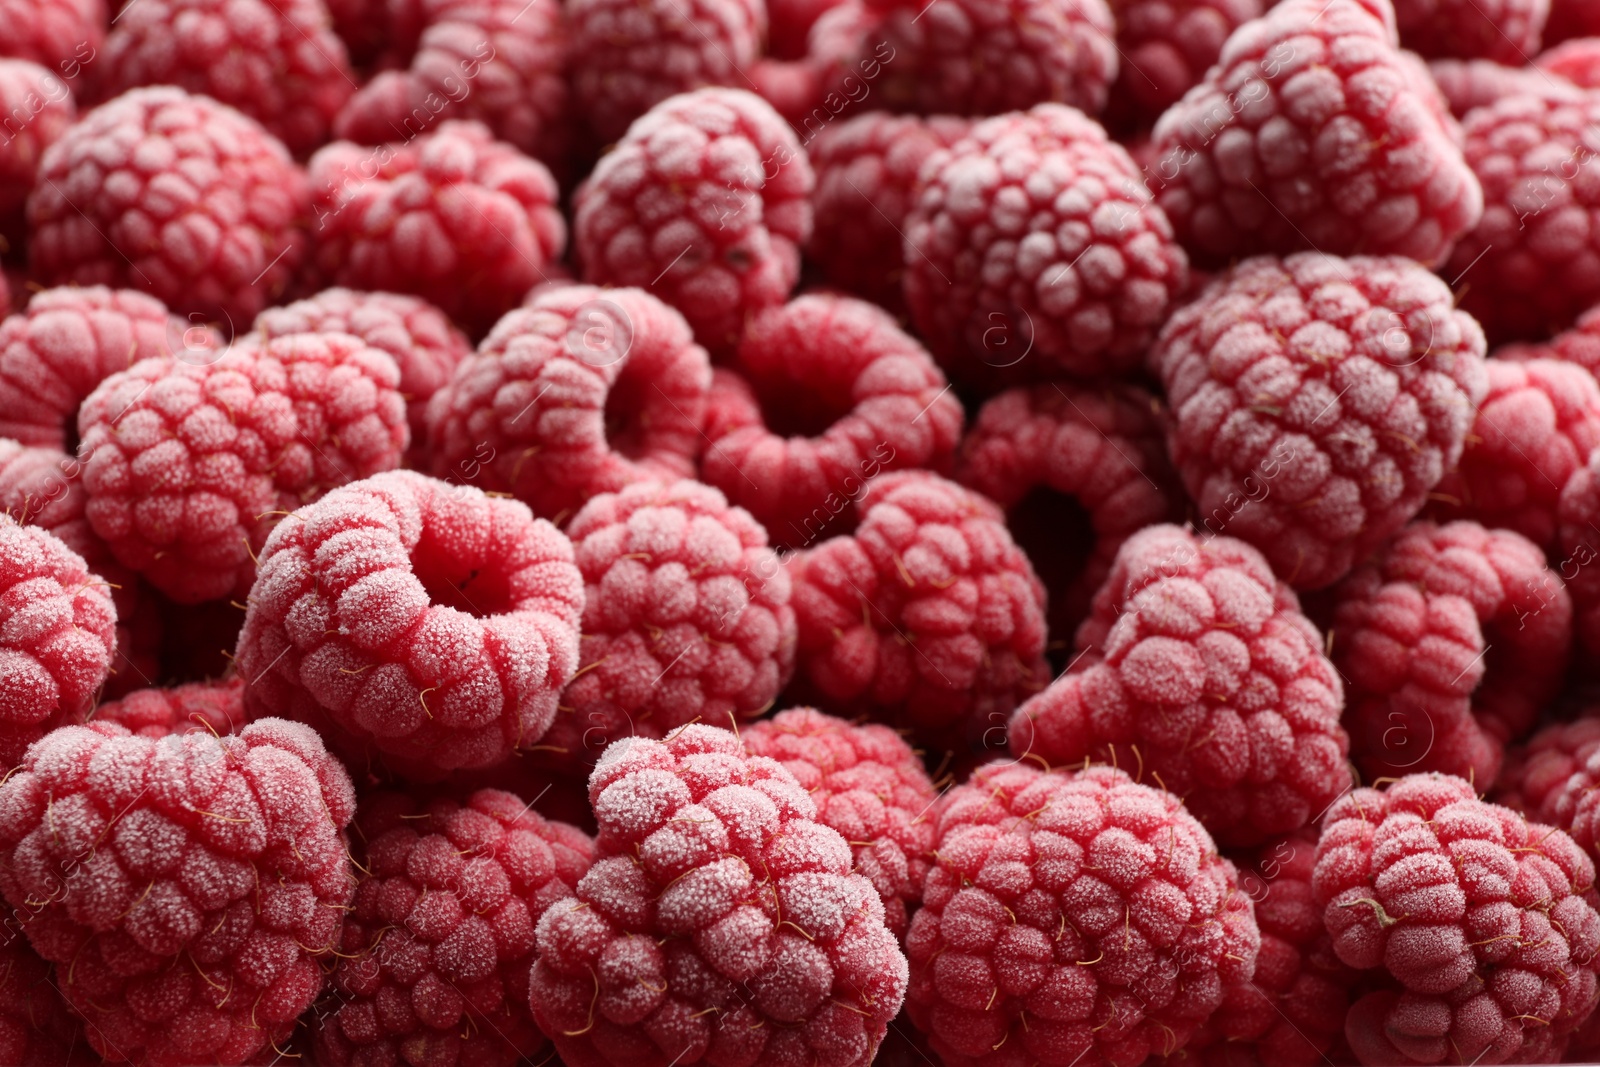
[1395, 0, 1550, 62]
[1494, 716, 1600, 832]
[0, 937, 91, 1066]
[0, 59, 75, 246]
[1106, 0, 1265, 127]
[1536, 34, 1600, 85]
[0, 0, 105, 71]
[91, 677, 247, 738]
[1425, 56, 1584, 117]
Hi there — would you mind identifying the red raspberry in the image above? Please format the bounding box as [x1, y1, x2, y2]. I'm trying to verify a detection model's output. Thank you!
[1314, 773, 1600, 1064]
[699, 294, 964, 547]
[0, 59, 74, 247]
[572, 88, 814, 355]
[426, 284, 711, 522]
[906, 761, 1259, 1067]
[1332, 520, 1570, 789]
[0, 717, 356, 1066]
[235, 470, 585, 778]
[313, 787, 596, 1067]
[1394, 0, 1550, 62]
[92, 677, 248, 738]
[26, 86, 310, 327]
[1557, 448, 1600, 658]
[769, 0, 848, 58]
[1536, 34, 1600, 85]
[307, 121, 565, 336]
[1546, 0, 1600, 42]
[94, 0, 355, 158]
[1153, 252, 1490, 591]
[528, 724, 908, 1067]
[1425, 57, 1584, 117]
[77, 333, 409, 603]
[0, 937, 92, 1066]
[0, 0, 104, 71]
[904, 105, 1190, 390]
[1150, 0, 1482, 267]
[1493, 716, 1600, 830]
[1104, 0, 1265, 128]
[740, 708, 938, 939]
[788, 470, 1049, 751]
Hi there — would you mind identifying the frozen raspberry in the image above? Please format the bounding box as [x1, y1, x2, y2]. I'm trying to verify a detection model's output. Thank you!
[1315, 773, 1600, 1064]
[0, 0, 104, 71]
[92, 677, 248, 738]
[789, 470, 1048, 751]
[26, 86, 309, 327]
[1394, 0, 1550, 61]
[0, 717, 356, 1066]
[307, 121, 564, 336]
[1546, 0, 1600, 42]
[0, 59, 75, 247]
[1536, 34, 1600, 85]
[1105, 0, 1265, 127]
[698, 294, 964, 548]
[573, 88, 814, 355]
[313, 787, 596, 1067]
[1493, 716, 1600, 828]
[805, 112, 972, 311]
[1332, 520, 1570, 789]
[1556, 448, 1600, 658]
[1153, 252, 1490, 591]
[904, 105, 1189, 390]
[77, 333, 408, 603]
[1425, 57, 1584, 117]
[769, 0, 848, 58]
[741, 708, 938, 939]
[0, 937, 91, 1066]
[235, 470, 584, 778]
[529, 724, 908, 1067]
[1150, 0, 1482, 267]
[94, 0, 355, 158]
[426, 284, 710, 522]
[906, 761, 1259, 1067]
[332, 0, 569, 168]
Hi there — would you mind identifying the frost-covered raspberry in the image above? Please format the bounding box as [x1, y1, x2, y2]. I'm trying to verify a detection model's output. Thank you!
[235, 470, 584, 778]
[313, 787, 596, 1067]
[426, 285, 710, 522]
[906, 761, 1259, 1067]
[529, 725, 908, 1067]
[1153, 252, 1490, 591]
[699, 294, 964, 547]
[26, 87, 309, 326]
[1315, 773, 1600, 1064]
[0, 0, 104, 70]
[1494, 716, 1600, 829]
[1425, 56, 1583, 117]
[1333, 520, 1569, 788]
[1150, 0, 1482, 267]
[77, 334, 408, 603]
[92, 677, 247, 738]
[789, 470, 1048, 751]
[1105, 0, 1265, 127]
[573, 88, 813, 354]
[0, 937, 90, 1066]
[1394, 0, 1550, 61]
[307, 121, 564, 336]
[0, 59, 74, 246]
[95, 0, 355, 157]
[904, 104, 1189, 389]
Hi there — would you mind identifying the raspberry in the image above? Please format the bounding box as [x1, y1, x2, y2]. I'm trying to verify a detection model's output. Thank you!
[905, 761, 1259, 1067]
[1104, 0, 1265, 127]
[26, 87, 310, 327]
[0, 937, 91, 1066]
[425, 284, 711, 522]
[77, 333, 409, 603]
[234, 470, 585, 778]
[1152, 252, 1490, 591]
[1394, 0, 1550, 61]
[1557, 448, 1600, 658]
[1493, 716, 1600, 829]
[1536, 34, 1600, 85]
[91, 677, 248, 738]
[572, 88, 814, 355]
[769, 0, 848, 58]
[528, 724, 908, 1067]
[94, 0, 355, 158]
[1425, 57, 1584, 117]
[698, 294, 965, 548]
[0, 59, 74, 247]
[1545, 0, 1600, 42]
[1150, 0, 1483, 267]
[904, 104, 1190, 390]
[307, 121, 565, 336]
[805, 112, 972, 311]
[1332, 520, 1570, 789]
[0, 717, 356, 1066]
[788, 470, 1049, 751]
[545, 479, 792, 765]
[1314, 773, 1600, 1064]
[313, 787, 596, 1067]
[0, 0, 104, 71]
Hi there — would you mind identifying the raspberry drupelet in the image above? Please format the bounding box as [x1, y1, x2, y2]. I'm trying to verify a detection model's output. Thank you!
[1493, 717, 1600, 855]
[1425, 56, 1584, 118]
[0, 0, 104, 71]
[1315, 773, 1600, 1064]
[1393, 0, 1550, 62]
[91, 677, 248, 739]
[1151, 252, 1490, 592]
[528, 724, 909, 1067]
[1534, 34, 1600, 85]
[234, 470, 585, 779]
[1104, 0, 1265, 128]
[0, 59, 74, 247]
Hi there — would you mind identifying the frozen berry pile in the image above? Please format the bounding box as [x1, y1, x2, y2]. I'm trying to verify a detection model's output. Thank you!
[12, 1, 1600, 1065]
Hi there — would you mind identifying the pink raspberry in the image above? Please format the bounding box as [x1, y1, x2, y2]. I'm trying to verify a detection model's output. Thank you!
[94, 0, 355, 158]
[1557, 448, 1600, 658]
[1425, 57, 1584, 117]
[1537, 34, 1600, 85]
[307, 121, 565, 336]
[904, 104, 1190, 390]
[1332, 520, 1570, 788]
[528, 724, 908, 1067]
[906, 761, 1259, 1067]
[1315, 773, 1600, 1064]
[0, 59, 74, 246]
[1153, 252, 1490, 591]
[312, 787, 596, 1067]
[426, 284, 711, 522]
[92, 677, 248, 739]
[0, 0, 104, 71]
[1150, 0, 1483, 267]
[572, 88, 814, 355]
[0, 717, 356, 1066]
[0, 937, 92, 1066]
[26, 86, 310, 327]
[789, 470, 1049, 751]
[234, 470, 584, 778]
[77, 333, 409, 603]
[1394, 0, 1550, 61]
[699, 294, 964, 547]
[1105, 0, 1265, 127]
[769, 0, 848, 58]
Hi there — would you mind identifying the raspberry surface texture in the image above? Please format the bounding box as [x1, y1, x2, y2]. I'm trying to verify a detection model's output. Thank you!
[1493, 717, 1600, 848]
[1105, 0, 1265, 127]
[92, 677, 248, 738]
[0, 0, 104, 71]
[1535, 34, 1600, 84]
[1394, 0, 1550, 61]
[0, 58, 74, 246]
[1425, 56, 1584, 117]
[1556, 446, 1600, 658]
[0, 937, 91, 1066]
[768, 0, 848, 59]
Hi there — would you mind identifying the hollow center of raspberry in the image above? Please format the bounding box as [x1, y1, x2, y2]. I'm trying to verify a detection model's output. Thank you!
[411, 546, 516, 618]
[751, 376, 853, 438]
[62, 416, 79, 458]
